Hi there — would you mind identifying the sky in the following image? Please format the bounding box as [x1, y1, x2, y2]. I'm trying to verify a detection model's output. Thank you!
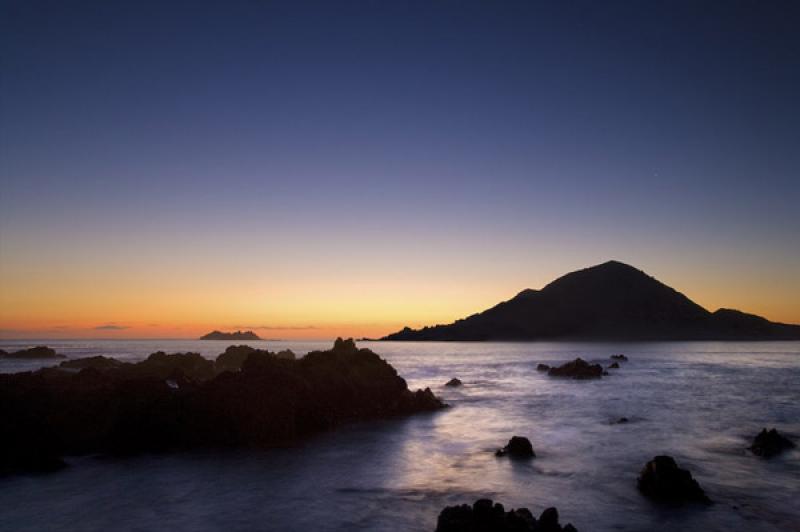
[1, 0, 799, 339]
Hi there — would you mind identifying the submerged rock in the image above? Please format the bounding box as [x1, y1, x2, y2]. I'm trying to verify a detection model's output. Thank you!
[749, 428, 795, 458]
[435, 499, 578, 532]
[445, 378, 463, 387]
[637, 455, 710, 504]
[547, 358, 603, 379]
[613, 417, 629, 424]
[608, 362, 620, 369]
[610, 354, 629, 362]
[496, 436, 535, 458]
[0, 339, 444, 475]
[536, 364, 550, 372]
[0, 346, 64, 359]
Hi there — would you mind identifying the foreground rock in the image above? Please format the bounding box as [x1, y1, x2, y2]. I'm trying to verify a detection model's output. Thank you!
[547, 358, 603, 379]
[445, 378, 463, 387]
[0, 346, 65, 359]
[0, 339, 444, 475]
[436, 499, 577, 532]
[637, 455, 710, 504]
[496, 436, 535, 458]
[749, 428, 795, 457]
[536, 364, 550, 372]
[60, 356, 125, 371]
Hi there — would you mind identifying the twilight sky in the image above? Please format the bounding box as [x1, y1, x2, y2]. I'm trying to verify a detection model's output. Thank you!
[1, 0, 799, 339]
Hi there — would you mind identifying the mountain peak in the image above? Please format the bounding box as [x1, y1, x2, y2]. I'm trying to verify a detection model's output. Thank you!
[381, 262, 800, 341]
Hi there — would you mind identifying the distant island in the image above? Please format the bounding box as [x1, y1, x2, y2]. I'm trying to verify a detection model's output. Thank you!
[200, 330, 261, 341]
[382, 261, 800, 341]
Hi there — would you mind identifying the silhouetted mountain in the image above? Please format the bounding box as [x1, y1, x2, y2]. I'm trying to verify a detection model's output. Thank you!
[382, 261, 800, 341]
[200, 330, 260, 341]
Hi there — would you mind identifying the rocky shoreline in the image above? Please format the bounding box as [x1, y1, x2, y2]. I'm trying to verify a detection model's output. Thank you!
[0, 338, 443, 475]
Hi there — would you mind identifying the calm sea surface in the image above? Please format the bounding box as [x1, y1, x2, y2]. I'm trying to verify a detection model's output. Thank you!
[1, 340, 799, 531]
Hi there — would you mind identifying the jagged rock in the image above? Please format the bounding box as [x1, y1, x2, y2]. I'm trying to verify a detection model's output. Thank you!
[496, 436, 535, 458]
[0, 346, 65, 359]
[0, 339, 444, 475]
[59, 356, 125, 371]
[445, 378, 463, 387]
[547, 358, 603, 379]
[637, 455, 710, 504]
[276, 349, 296, 360]
[749, 428, 795, 457]
[435, 499, 578, 532]
[608, 362, 620, 369]
[536, 364, 550, 371]
[610, 354, 628, 362]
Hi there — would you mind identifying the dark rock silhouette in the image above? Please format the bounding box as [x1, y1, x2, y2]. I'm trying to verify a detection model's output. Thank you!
[637, 455, 711, 504]
[547, 358, 604, 379]
[445, 378, 463, 387]
[608, 362, 620, 369]
[749, 428, 795, 457]
[60, 356, 125, 371]
[200, 330, 260, 341]
[435, 499, 578, 532]
[610, 354, 629, 361]
[381, 261, 800, 341]
[495, 436, 535, 458]
[0, 339, 444, 475]
[536, 364, 550, 371]
[0, 346, 65, 359]
[613, 417, 629, 424]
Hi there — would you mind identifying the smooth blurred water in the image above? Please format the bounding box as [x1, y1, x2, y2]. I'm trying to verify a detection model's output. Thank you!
[1, 340, 799, 531]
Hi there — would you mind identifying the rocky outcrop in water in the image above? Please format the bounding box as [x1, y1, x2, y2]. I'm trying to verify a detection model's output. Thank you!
[495, 436, 535, 458]
[749, 428, 795, 458]
[200, 330, 260, 341]
[637, 455, 710, 504]
[610, 354, 628, 362]
[445, 378, 463, 387]
[547, 359, 603, 379]
[435, 499, 577, 532]
[536, 364, 550, 371]
[0, 339, 444, 475]
[0, 346, 65, 359]
[608, 362, 620, 369]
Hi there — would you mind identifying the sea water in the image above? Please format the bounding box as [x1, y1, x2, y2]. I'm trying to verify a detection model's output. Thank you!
[1, 340, 798, 531]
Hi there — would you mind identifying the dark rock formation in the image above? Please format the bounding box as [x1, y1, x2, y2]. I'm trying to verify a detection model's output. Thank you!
[637, 455, 710, 504]
[608, 362, 620, 369]
[275, 349, 296, 360]
[381, 261, 800, 341]
[613, 417, 629, 424]
[495, 436, 535, 458]
[445, 378, 463, 387]
[547, 358, 603, 379]
[749, 428, 795, 457]
[435, 499, 577, 532]
[610, 354, 629, 361]
[0, 339, 444, 475]
[536, 364, 550, 371]
[0, 346, 65, 359]
[200, 330, 260, 341]
[59, 356, 125, 371]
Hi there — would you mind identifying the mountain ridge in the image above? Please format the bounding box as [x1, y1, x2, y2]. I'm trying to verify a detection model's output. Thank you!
[381, 261, 800, 341]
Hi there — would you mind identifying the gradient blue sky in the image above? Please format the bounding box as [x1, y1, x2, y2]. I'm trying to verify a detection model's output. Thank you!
[1, 0, 799, 338]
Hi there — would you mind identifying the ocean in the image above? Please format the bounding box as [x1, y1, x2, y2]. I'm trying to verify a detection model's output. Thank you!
[1, 339, 798, 531]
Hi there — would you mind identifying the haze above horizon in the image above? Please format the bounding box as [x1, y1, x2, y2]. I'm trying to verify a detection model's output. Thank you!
[1, 1, 799, 339]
